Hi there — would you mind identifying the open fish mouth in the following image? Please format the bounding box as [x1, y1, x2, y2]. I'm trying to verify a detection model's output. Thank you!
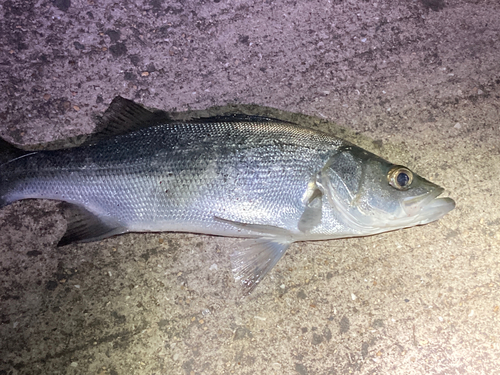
[400, 188, 455, 225]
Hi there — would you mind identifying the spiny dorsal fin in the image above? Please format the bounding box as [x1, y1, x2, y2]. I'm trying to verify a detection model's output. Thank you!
[85, 96, 295, 146]
[84, 96, 174, 145]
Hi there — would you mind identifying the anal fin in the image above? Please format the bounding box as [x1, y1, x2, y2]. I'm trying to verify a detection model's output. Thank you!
[58, 202, 127, 246]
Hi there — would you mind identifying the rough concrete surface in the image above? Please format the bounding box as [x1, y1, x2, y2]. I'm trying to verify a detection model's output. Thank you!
[0, 0, 499, 374]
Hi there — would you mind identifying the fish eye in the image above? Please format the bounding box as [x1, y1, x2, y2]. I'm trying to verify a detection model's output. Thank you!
[387, 166, 413, 190]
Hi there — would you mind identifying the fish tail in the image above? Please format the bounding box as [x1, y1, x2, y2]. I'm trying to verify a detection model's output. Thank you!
[0, 137, 29, 208]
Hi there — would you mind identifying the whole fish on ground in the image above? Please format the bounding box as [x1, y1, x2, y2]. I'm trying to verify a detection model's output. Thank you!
[0, 97, 455, 292]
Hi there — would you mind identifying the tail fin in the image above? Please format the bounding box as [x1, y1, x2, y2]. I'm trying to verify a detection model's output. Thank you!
[0, 138, 29, 208]
[0, 138, 28, 165]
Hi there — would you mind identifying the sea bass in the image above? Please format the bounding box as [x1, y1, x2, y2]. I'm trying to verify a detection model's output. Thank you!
[0, 97, 455, 292]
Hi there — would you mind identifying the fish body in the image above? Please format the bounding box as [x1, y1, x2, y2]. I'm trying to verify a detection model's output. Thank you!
[0, 97, 455, 291]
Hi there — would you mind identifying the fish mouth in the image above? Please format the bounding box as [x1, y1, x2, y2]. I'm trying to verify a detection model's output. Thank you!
[400, 188, 455, 225]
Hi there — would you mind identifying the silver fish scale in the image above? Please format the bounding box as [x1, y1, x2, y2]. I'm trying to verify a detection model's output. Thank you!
[0, 97, 455, 292]
[2, 120, 345, 237]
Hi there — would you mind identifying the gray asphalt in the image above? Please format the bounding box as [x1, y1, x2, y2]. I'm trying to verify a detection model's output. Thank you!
[1, 0, 499, 374]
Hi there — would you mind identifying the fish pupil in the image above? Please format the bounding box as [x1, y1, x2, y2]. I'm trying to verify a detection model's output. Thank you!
[397, 172, 409, 187]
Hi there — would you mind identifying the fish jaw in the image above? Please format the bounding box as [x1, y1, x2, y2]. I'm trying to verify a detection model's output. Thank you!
[369, 189, 456, 231]
[400, 188, 455, 226]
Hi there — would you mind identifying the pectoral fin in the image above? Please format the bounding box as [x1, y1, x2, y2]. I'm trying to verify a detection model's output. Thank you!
[214, 216, 292, 237]
[298, 187, 323, 232]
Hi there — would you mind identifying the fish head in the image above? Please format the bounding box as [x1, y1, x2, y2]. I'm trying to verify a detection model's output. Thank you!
[319, 146, 455, 234]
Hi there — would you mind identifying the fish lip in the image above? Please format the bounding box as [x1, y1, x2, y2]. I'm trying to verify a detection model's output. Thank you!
[400, 188, 455, 224]
[416, 196, 456, 224]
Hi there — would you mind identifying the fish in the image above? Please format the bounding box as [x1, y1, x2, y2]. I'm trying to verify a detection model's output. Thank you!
[0, 96, 455, 292]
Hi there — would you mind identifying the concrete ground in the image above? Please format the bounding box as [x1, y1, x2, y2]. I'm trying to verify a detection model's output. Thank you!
[1, 0, 499, 374]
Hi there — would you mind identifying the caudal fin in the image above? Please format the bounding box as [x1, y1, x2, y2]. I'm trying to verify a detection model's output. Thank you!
[0, 138, 28, 165]
[0, 138, 29, 208]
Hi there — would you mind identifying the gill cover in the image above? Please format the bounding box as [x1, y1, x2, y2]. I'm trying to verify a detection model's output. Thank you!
[317, 148, 381, 233]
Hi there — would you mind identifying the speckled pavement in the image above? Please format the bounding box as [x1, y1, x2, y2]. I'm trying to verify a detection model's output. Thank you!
[1, 0, 499, 374]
